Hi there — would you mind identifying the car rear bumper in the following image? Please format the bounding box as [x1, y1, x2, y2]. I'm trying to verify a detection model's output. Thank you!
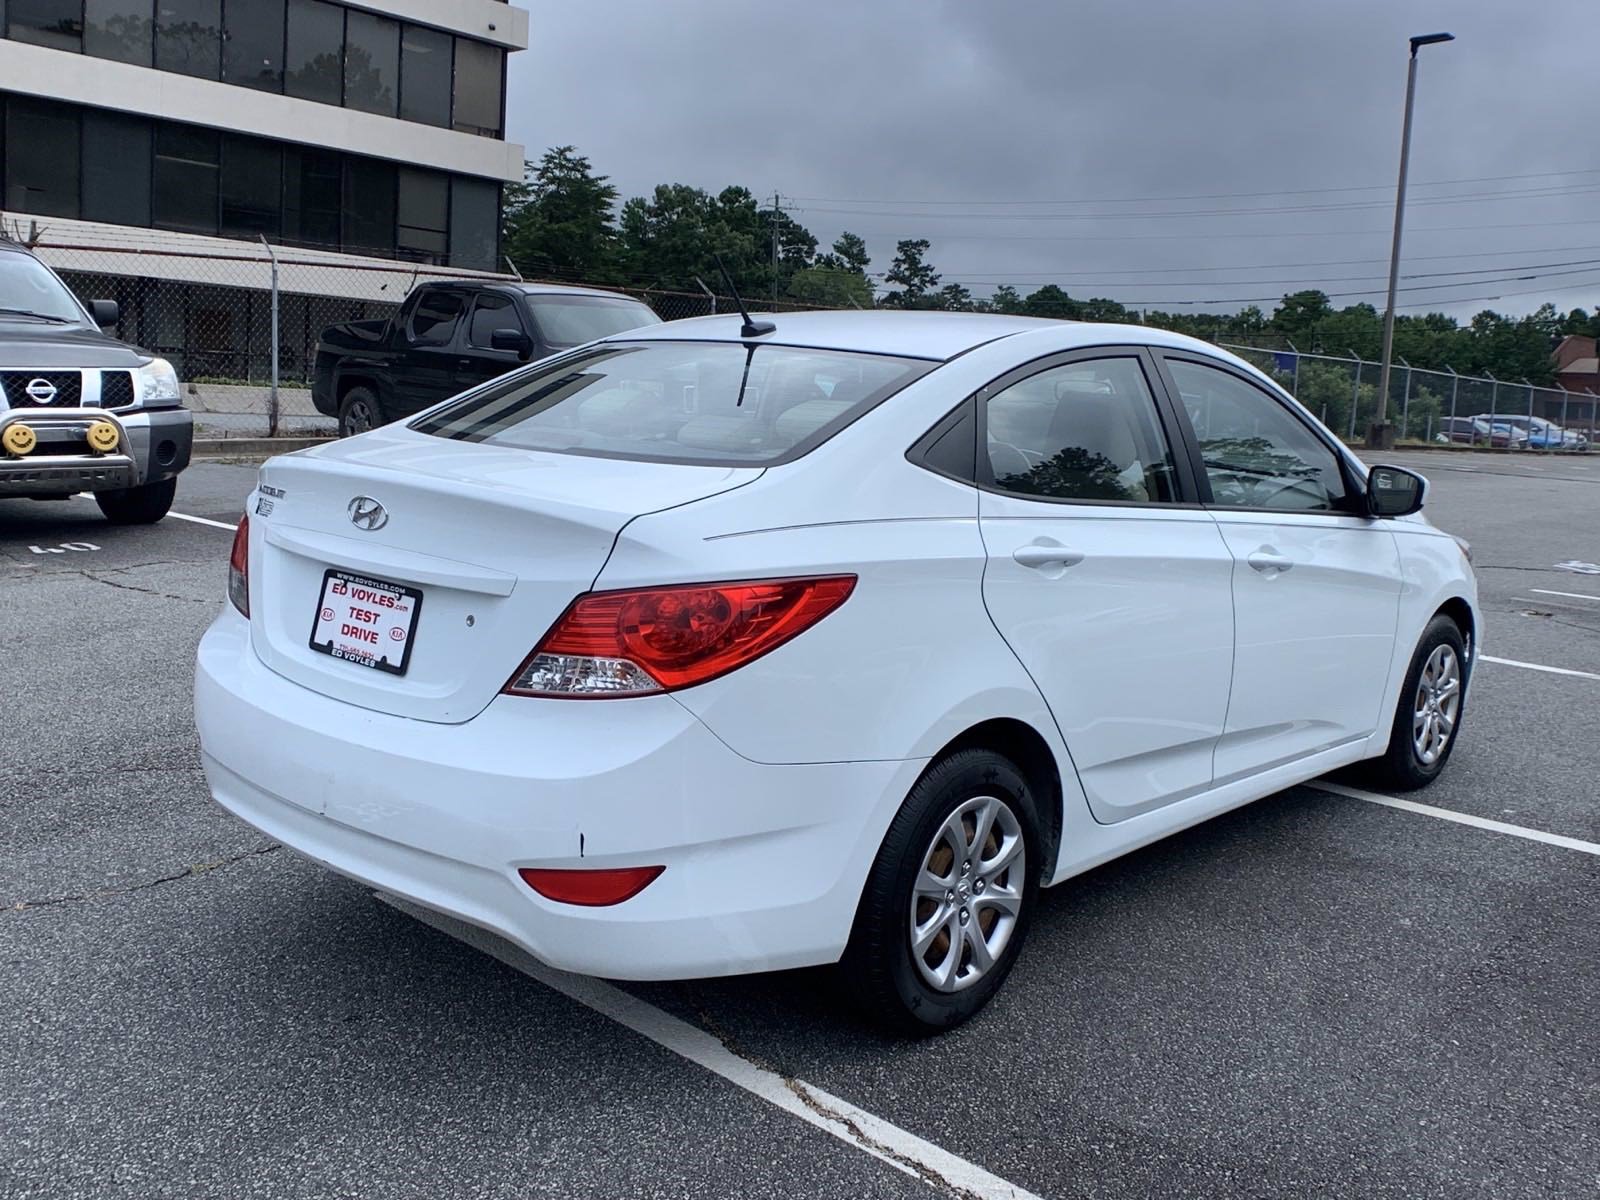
[195, 610, 920, 980]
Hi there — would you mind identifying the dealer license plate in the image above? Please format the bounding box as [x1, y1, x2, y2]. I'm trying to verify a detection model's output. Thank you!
[308, 570, 423, 676]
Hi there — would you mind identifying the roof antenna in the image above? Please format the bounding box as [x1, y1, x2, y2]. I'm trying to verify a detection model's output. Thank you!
[713, 253, 775, 338]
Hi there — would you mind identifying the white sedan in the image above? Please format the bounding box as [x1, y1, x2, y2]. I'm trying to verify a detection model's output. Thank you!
[195, 312, 1478, 1032]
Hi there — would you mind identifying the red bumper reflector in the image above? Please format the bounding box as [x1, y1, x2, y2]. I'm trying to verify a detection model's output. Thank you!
[518, 865, 665, 906]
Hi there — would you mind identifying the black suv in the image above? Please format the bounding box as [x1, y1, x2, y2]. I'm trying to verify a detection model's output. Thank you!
[0, 241, 192, 523]
[312, 281, 661, 436]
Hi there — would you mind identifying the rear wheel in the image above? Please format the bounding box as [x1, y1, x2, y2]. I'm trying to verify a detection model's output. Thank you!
[95, 477, 176, 525]
[1365, 615, 1467, 791]
[841, 749, 1040, 1035]
[338, 386, 384, 437]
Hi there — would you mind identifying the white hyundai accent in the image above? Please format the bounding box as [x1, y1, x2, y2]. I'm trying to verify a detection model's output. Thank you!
[195, 312, 1478, 1032]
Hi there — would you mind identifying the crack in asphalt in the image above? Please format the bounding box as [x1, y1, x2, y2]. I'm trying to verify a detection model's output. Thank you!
[690, 997, 988, 1200]
[5, 843, 281, 914]
[76, 568, 212, 605]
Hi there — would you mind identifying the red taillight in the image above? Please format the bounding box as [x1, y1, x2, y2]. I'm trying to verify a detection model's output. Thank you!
[228, 514, 250, 617]
[519, 865, 664, 906]
[505, 575, 856, 697]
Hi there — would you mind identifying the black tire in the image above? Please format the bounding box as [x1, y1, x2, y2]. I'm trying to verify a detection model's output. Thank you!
[1365, 614, 1469, 791]
[338, 386, 385, 437]
[95, 477, 176, 525]
[840, 749, 1041, 1036]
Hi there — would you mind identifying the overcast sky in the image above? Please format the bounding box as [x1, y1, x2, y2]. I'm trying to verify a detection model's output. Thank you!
[506, 0, 1600, 318]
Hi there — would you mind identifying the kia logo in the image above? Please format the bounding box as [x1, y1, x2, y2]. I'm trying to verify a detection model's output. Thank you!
[24, 378, 57, 404]
[347, 496, 388, 531]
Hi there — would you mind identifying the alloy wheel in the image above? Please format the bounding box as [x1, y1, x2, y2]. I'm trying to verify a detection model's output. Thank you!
[1412, 644, 1462, 765]
[908, 794, 1026, 992]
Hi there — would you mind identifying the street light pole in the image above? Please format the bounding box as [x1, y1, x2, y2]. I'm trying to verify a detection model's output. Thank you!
[1369, 31, 1454, 451]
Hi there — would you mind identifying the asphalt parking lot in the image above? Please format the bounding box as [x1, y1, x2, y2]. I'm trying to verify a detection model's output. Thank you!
[2, 449, 1596, 1200]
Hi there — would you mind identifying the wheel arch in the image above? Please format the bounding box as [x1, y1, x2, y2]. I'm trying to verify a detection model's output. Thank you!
[926, 717, 1065, 883]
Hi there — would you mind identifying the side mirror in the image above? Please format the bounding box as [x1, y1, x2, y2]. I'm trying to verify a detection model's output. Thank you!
[1366, 464, 1426, 517]
[89, 299, 120, 329]
[490, 328, 533, 358]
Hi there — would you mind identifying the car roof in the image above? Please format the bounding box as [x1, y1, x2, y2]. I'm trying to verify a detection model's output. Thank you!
[607, 310, 1231, 363]
[417, 279, 649, 303]
[0, 239, 37, 258]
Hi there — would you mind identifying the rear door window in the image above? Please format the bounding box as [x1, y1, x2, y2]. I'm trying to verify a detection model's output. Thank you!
[412, 341, 932, 465]
[408, 291, 465, 347]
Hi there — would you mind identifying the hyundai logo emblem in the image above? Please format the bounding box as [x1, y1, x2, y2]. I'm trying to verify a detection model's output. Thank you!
[24, 378, 57, 404]
[347, 496, 388, 531]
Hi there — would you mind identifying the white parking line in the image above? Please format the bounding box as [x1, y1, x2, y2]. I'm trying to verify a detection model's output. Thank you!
[1310, 781, 1600, 856]
[1481, 654, 1600, 681]
[1529, 588, 1599, 603]
[377, 895, 1044, 1200]
[167, 512, 239, 532]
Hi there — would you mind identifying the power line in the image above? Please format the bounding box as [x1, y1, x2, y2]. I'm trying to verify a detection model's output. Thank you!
[934, 255, 1600, 287]
[785, 168, 1600, 208]
[790, 183, 1600, 224]
[904, 216, 1600, 244]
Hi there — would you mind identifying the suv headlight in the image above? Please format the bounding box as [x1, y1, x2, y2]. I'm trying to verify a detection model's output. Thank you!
[135, 357, 181, 404]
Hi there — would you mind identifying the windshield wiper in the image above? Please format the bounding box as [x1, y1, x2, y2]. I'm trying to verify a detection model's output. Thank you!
[0, 307, 72, 324]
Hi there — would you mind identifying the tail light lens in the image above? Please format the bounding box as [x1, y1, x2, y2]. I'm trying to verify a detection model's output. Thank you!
[519, 865, 664, 906]
[228, 515, 250, 616]
[505, 575, 856, 698]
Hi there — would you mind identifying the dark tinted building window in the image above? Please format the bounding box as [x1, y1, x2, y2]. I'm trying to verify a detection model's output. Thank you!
[3, 97, 80, 217]
[84, 110, 153, 226]
[283, 146, 341, 248]
[221, 136, 283, 238]
[452, 38, 503, 136]
[397, 169, 449, 261]
[8, 0, 83, 51]
[153, 124, 221, 233]
[284, 0, 342, 106]
[156, 0, 222, 79]
[222, 0, 286, 92]
[343, 9, 398, 117]
[399, 24, 451, 127]
[85, 0, 153, 64]
[449, 177, 499, 271]
[343, 158, 397, 256]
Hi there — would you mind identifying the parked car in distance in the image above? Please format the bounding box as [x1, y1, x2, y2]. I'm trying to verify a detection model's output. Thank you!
[198, 312, 1479, 1033]
[1469, 413, 1589, 451]
[0, 239, 192, 523]
[313, 281, 662, 436]
[1434, 416, 1525, 448]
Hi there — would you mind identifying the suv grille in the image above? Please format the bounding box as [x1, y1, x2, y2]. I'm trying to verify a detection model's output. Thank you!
[0, 371, 83, 408]
[99, 371, 136, 408]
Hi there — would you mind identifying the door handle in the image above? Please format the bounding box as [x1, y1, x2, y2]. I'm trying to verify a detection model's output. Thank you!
[1013, 543, 1085, 570]
[1247, 549, 1294, 574]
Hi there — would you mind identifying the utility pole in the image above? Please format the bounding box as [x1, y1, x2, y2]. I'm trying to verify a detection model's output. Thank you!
[770, 191, 781, 309]
[1370, 32, 1454, 450]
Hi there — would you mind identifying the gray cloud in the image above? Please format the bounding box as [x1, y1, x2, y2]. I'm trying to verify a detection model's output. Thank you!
[507, 0, 1600, 317]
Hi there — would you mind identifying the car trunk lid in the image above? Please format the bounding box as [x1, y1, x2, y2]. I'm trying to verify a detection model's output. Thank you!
[247, 425, 760, 722]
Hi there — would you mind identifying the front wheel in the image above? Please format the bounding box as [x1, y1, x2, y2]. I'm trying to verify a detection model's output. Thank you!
[95, 477, 176, 525]
[840, 749, 1041, 1035]
[1365, 615, 1468, 791]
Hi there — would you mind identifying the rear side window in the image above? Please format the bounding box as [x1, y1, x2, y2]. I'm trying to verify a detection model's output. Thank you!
[408, 291, 465, 346]
[527, 295, 661, 347]
[412, 341, 932, 466]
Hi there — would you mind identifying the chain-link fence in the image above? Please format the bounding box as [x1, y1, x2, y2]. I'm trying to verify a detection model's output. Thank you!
[29, 229, 1597, 448]
[29, 231, 840, 434]
[1220, 345, 1599, 450]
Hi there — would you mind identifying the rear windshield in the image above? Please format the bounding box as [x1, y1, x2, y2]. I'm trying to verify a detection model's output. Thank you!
[411, 341, 932, 465]
[527, 295, 661, 347]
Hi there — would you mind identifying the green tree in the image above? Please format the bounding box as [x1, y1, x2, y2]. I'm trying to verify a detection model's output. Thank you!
[786, 264, 873, 308]
[1020, 285, 1075, 319]
[502, 146, 619, 279]
[989, 285, 1024, 315]
[934, 282, 975, 311]
[881, 239, 940, 308]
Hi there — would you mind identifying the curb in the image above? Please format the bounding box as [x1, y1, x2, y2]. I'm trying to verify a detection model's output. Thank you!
[193, 436, 334, 458]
